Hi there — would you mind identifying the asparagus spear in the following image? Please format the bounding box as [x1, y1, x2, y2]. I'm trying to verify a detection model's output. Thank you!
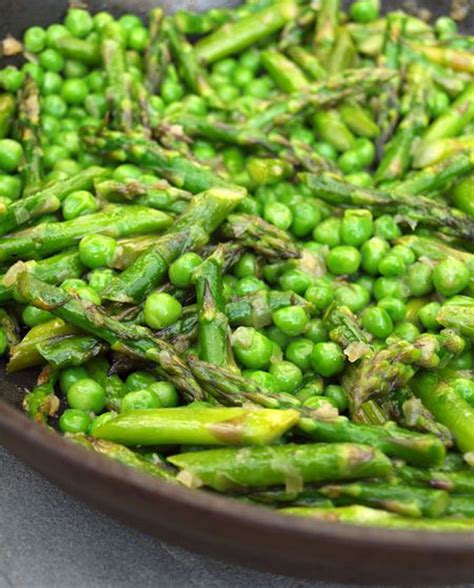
[0, 166, 109, 237]
[55, 36, 101, 66]
[102, 186, 245, 304]
[68, 434, 177, 483]
[168, 443, 392, 491]
[298, 417, 446, 468]
[82, 129, 231, 193]
[7, 318, 78, 372]
[261, 49, 309, 93]
[319, 482, 449, 518]
[194, 0, 299, 63]
[37, 335, 106, 370]
[85, 357, 127, 412]
[0, 308, 20, 348]
[396, 235, 474, 275]
[412, 371, 474, 454]
[194, 245, 231, 367]
[287, 46, 326, 80]
[0, 93, 15, 139]
[437, 304, 474, 339]
[14, 76, 42, 196]
[0, 205, 172, 263]
[0, 249, 84, 303]
[92, 407, 299, 447]
[22, 369, 59, 424]
[280, 504, 474, 531]
[395, 464, 474, 494]
[145, 8, 169, 95]
[300, 172, 474, 241]
[12, 270, 207, 402]
[421, 85, 474, 145]
[413, 136, 474, 168]
[248, 487, 332, 508]
[446, 496, 474, 518]
[411, 44, 474, 74]
[174, 8, 230, 35]
[314, 0, 340, 64]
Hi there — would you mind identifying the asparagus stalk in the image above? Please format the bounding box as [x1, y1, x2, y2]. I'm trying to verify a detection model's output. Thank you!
[37, 335, 106, 370]
[101, 34, 133, 132]
[413, 137, 474, 168]
[145, 8, 170, 94]
[68, 434, 177, 483]
[168, 443, 392, 491]
[298, 417, 446, 468]
[280, 504, 474, 531]
[395, 464, 474, 494]
[194, 0, 299, 63]
[14, 76, 42, 196]
[102, 186, 245, 303]
[314, 0, 340, 64]
[411, 44, 474, 74]
[446, 496, 474, 518]
[287, 47, 326, 81]
[412, 371, 474, 454]
[0, 205, 171, 263]
[0, 308, 20, 348]
[55, 36, 101, 66]
[300, 172, 474, 241]
[437, 304, 474, 339]
[92, 407, 299, 447]
[319, 482, 449, 518]
[22, 369, 59, 424]
[421, 85, 474, 145]
[0, 166, 109, 237]
[261, 49, 309, 93]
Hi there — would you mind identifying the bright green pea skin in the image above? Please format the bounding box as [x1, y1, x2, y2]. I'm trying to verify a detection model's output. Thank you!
[65, 8, 94, 38]
[350, 0, 380, 22]
[89, 411, 116, 435]
[169, 252, 203, 288]
[147, 381, 179, 408]
[341, 209, 373, 247]
[59, 408, 92, 434]
[272, 306, 309, 337]
[61, 78, 89, 104]
[305, 284, 333, 313]
[377, 297, 406, 323]
[128, 26, 149, 51]
[22, 63, 44, 87]
[62, 190, 98, 220]
[427, 90, 450, 118]
[310, 341, 345, 377]
[88, 268, 115, 294]
[356, 275, 375, 295]
[448, 350, 473, 370]
[0, 175, 22, 200]
[232, 326, 274, 370]
[233, 253, 257, 279]
[374, 215, 402, 240]
[313, 217, 341, 247]
[266, 325, 291, 350]
[285, 338, 314, 371]
[291, 200, 321, 237]
[324, 384, 348, 411]
[407, 262, 433, 297]
[0, 140, 23, 173]
[223, 275, 238, 301]
[263, 202, 293, 231]
[75, 285, 102, 305]
[361, 306, 394, 339]
[269, 361, 303, 394]
[42, 94, 68, 118]
[450, 175, 474, 220]
[393, 321, 421, 342]
[391, 245, 416, 266]
[125, 371, 157, 393]
[236, 276, 266, 296]
[21, 305, 53, 327]
[0, 327, 7, 356]
[378, 254, 406, 277]
[296, 378, 324, 402]
[304, 318, 328, 344]
[67, 378, 106, 413]
[0, 67, 25, 92]
[244, 370, 279, 391]
[79, 234, 117, 269]
[452, 378, 474, 406]
[279, 269, 312, 295]
[144, 292, 182, 329]
[113, 164, 142, 182]
[24, 26, 47, 53]
[417, 301, 442, 331]
[373, 277, 409, 301]
[59, 367, 89, 394]
[314, 141, 338, 161]
[327, 246, 361, 275]
[338, 149, 365, 173]
[121, 389, 161, 412]
[432, 259, 470, 297]
[39, 48, 65, 73]
[361, 237, 390, 275]
[64, 59, 89, 79]
[334, 284, 371, 313]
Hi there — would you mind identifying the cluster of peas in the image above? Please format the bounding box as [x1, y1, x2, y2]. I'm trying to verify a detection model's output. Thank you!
[1, 6, 474, 438]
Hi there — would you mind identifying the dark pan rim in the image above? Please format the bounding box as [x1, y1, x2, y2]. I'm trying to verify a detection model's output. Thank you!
[1, 397, 474, 557]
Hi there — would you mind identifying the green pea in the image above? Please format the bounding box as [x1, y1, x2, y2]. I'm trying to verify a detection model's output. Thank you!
[161, 79, 185, 104]
[345, 171, 373, 187]
[361, 237, 390, 275]
[125, 371, 157, 392]
[22, 63, 44, 87]
[128, 26, 149, 51]
[89, 411, 116, 435]
[417, 302, 442, 331]
[88, 268, 115, 294]
[42, 94, 68, 118]
[373, 277, 409, 301]
[296, 378, 324, 401]
[428, 90, 450, 118]
[435, 16, 457, 38]
[266, 325, 291, 350]
[0, 140, 23, 173]
[236, 276, 266, 296]
[327, 245, 361, 275]
[285, 338, 314, 371]
[61, 78, 89, 104]
[79, 234, 117, 269]
[121, 389, 161, 412]
[269, 361, 303, 394]
[450, 175, 474, 220]
[313, 217, 341, 247]
[64, 59, 89, 79]
[361, 306, 393, 339]
[406, 262, 433, 297]
[0, 66, 25, 92]
[314, 141, 338, 161]
[232, 326, 273, 370]
[239, 48, 261, 72]
[147, 381, 179, 408]
[378, 254, 406, 277]
[305, 284, 333, 312]
[355, 275, 375, 295]
[334, 284, 371, 313]
[290, 200, 321, 237]
[233, 253, 258, 279]
[39, 48, 65, 72]
[374, 215, 402, 240]
[144, 292, 182, 329]
[272, 306, 309, 337]
[341, 209, 373, 247]
[169, 252, 203, 288]
[324, 384, 348, 411]
[0, 175, 22, 200]
[192, 140, 217, 161]
[113, 164, 142, 182]
[24, 26, 47, 53]
[263, 202, 293, 231]
[279, 269, 312, 295]
[245, 370, 279, 391]
[304, 318, 328, 344]
[448, 350, 473, 370]
[65, 8, 93, 38]
[377, 297, 406, 322]
[62, 190, 98, 220]
[67, 378, 105, 413]
[338, 149, 365, 173]
[350, 0, 380, 22]
[223, 275, 238, 301]
[75, 285, 101, 305]
[393, 321, 421, 342]
[46, 24, 70, 49]
[310, 342, 345, 377]
[59, 409, 92, 433]
[22, 305, 53, 327]
[433, 259, 470, 297]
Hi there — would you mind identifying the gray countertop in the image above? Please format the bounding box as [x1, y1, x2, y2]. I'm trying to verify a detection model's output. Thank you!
[1, 445, 472, 588]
